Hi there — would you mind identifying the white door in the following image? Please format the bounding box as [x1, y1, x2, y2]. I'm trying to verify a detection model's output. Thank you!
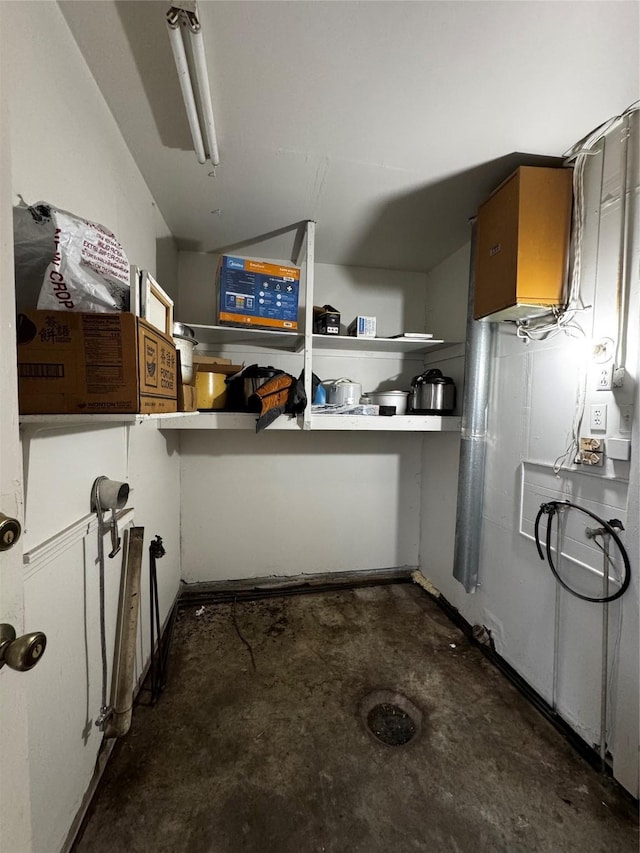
[0, 64, 34, 852]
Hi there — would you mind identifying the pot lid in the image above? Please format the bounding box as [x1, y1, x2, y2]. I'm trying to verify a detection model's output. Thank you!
[363, 390, 408, 396]
[172, 321, 196, 339]
[241, 364, 281, 378]
[412, 368, 454, 386]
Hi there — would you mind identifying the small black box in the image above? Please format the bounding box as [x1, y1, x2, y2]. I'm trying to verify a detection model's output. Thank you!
[314, 310, 340, 335]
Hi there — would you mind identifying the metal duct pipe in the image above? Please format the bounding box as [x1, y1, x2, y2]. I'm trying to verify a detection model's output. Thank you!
[104, 526, 145, 739]
[453, 223, 495, 593]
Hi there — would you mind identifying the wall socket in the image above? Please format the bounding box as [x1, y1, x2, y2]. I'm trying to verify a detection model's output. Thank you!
[578, 450, 604, 466]
[590, 404, 607, 431]
[578, 436, 604, 465]
[595, 363, 614, 390]
[580, 437, 603, 452]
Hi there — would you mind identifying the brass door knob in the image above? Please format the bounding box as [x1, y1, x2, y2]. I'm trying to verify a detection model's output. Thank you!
[0, 624, 47, 672]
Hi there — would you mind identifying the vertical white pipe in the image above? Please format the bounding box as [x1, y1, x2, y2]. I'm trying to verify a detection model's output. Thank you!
[614, 115, 632, 374]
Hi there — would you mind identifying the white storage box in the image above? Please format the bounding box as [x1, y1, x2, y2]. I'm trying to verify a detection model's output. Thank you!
[347, 316, 376, 338]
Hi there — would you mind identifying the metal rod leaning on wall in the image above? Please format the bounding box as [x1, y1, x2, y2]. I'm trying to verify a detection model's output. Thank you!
[552, 507, 566, 713]
[91, 476, 130, 730]
[453, 221, 495, 593]
[149, 535, 170, 704]
[600, 532, 611, 769]
[104, 527, 145, 739]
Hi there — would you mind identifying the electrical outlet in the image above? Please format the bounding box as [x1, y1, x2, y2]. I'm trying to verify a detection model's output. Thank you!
[580, 437, 603, 452]
[590, 404, 607, 431]
[595, 364, 614, 390]
[578, 450, 604, 466]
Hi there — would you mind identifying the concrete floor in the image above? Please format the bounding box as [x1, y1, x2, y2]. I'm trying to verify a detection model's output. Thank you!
[74, 583, 638, 852]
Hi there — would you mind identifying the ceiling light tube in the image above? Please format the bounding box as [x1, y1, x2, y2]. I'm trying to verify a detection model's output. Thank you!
[187, 24, 220, 166]
[166, 13, 207, 165]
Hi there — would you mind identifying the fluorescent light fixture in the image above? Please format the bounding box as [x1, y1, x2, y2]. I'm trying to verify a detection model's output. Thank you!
[166, 3, 220, 166]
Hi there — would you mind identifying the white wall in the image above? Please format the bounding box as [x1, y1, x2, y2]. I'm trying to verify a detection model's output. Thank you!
[178, 252, 430, 581]
[423, 243, 470, 344]
[178, 251, 428, 335]
[1, 3, 181, 850]
[419, 116, 639, 796]
[180, 430, 423, 581]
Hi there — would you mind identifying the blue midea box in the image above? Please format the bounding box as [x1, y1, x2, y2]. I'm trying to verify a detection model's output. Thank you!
[217, 255, 300, 331]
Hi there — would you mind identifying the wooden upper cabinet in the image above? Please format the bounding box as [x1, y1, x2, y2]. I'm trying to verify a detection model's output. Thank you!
[474, 166, 573, 321]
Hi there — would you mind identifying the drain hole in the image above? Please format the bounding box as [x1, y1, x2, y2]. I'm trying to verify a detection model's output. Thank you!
[359, 689, 423, 748]
[367, 703, 416, 746]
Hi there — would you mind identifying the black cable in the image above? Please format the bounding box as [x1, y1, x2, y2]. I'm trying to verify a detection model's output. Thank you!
[231, 596, 257, 671]
[534, 500, 631, 603]
[149, 536, 166, 704]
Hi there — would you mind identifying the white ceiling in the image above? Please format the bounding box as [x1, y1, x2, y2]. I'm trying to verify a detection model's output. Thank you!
[60, 1, 638, 273]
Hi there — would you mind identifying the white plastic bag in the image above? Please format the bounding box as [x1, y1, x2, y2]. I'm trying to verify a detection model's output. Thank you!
[13, 202, 130, 313]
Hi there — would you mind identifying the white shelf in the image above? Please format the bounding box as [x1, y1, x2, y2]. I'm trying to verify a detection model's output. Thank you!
[19, 412, 193, 429]
[184, 328, 455, 356]
[309, 414, 461, 431]
[312, 334, 447, 354]
[158, 412, 302, 430]
[189, 324, 302, 352]
[18, 224, 465, 438]
[157, 412, 461, 432]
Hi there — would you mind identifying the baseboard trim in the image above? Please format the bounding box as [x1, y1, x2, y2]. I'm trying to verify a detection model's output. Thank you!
[430, 590, 639, 807]
[178, 566, 416, 605]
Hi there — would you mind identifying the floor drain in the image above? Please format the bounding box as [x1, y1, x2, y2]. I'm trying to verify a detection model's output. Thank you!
[367, 703, 416, 745]
[359, 689, 423, 748]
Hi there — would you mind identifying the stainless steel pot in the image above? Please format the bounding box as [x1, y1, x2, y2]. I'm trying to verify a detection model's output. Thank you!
[360, 390, 409, 415]
[410, 369, 456, 414]
[172, 334, 198, 384]
[241, 366, 281, 403]
[327, 378, 362, 406]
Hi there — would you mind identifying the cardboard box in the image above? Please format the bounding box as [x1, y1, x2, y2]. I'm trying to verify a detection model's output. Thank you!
[193, 355, 232, 367]
[17, 310, 177, 414]
[347, 316, 376, 338]
[217, 255, 300, 331]
[177, 383, 197, 412]
[193, 356, 243, 410]
[474, 166, 572, 320]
